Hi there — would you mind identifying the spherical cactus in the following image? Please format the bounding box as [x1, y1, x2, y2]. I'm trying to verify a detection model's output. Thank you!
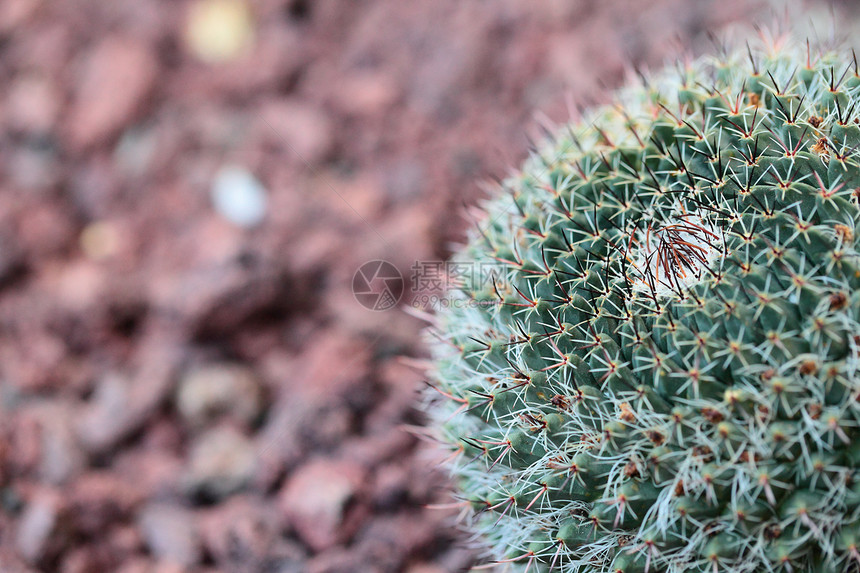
[426, 34, 860, 572]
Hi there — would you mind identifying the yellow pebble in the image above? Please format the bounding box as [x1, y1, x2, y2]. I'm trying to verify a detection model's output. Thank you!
[186, 0, 254, 63]
[80, 221, 120, 261]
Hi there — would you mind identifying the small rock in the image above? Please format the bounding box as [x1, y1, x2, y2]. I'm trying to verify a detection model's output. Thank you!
[41, 259, 107, 314]
[329, 71, 400, 116]
[149, 254, 305, 340]
[185, 0, 255, 63]
[304, 547, 380, 573]
[210, 165, 268, 228]
[76, 375, 128, 452]
[14, 202, 74, 259]
[39, 413, 85, 486]
[15, 401, 85, 486]
[295, 403, 352, 452]
[312, 171, 387, 222]
[64, 158, 120, 221]
[16, 490, 62, 564]
[353, 513, 437, 569]
[6, 411, 41, 476]
[0, 227, 24, 287]
[185, 426, 256, 500]
[280, 226, 344, 278]
[366, 358, 422, 433]
[279, 458, 366, 552]
[7, 142, 60, 191]
[68, 472, 145, 536]
[0, 550, 36, 573]
[137, 503, 201, 568]
[77, 333, 180, 454]
[114, 451, 184, 500]
[142, 416, 184, 452]
[383, 160, 424, 203]
[59, 547, 103, 573]
[406, 565, 446, 573]
[0, 0, 40, 33]
[262, 541, 307, 573]
[66, 36, 158, 150]
[79, 221, 122, 262]
[370, 464, 408, 511]
[199, 496, 305, 571]
[0, 322, 67, 393]
[114, 126, 159, 178]
[258, 100, 334, 166]
[177, 363, 263, 428]
[107, 524, 144, 559]
[117, 560, 189, 573]
[285, 331, 371, 402]
[6, 73, 61, 135]
[339, 428, 413, 469]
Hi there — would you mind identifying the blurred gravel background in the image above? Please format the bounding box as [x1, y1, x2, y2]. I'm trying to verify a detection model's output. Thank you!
[1, 0, 847, 571]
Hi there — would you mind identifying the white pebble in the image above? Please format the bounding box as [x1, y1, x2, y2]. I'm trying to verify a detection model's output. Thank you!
[211, 165, 268, 228]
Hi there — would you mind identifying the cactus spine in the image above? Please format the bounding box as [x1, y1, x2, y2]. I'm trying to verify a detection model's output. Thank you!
[427, 34, 860, 573]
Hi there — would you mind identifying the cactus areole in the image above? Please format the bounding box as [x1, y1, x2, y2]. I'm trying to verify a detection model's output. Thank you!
[427, 36, 860, 572]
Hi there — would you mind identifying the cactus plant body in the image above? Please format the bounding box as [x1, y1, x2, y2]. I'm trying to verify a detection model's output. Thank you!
[427, 34, 860, 573]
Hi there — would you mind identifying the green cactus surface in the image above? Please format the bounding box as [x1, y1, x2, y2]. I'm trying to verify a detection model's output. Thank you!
[427, 34, 860, 573]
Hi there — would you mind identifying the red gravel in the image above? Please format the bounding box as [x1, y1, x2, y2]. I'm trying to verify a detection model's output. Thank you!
[0, 0, 805, 571]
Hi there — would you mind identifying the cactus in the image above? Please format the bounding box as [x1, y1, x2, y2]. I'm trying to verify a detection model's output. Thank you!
[426, 33, 860, 573]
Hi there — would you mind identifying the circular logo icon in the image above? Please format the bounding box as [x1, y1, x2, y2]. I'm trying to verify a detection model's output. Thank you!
[352, 260, 404, 311]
